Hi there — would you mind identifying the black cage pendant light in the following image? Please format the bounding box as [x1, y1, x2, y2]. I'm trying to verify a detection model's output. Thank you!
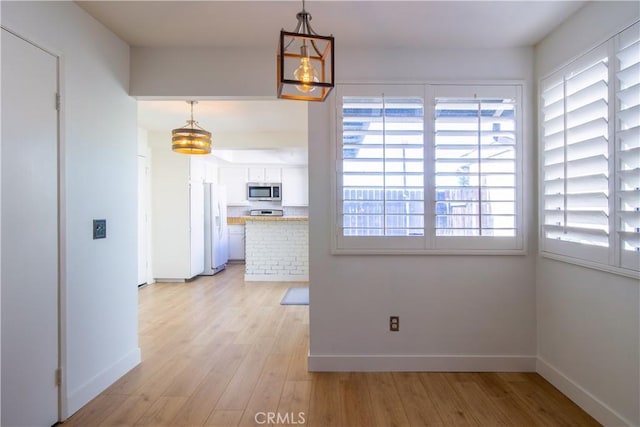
[171, 101, 212, 155]
[277, 0, 334, 101]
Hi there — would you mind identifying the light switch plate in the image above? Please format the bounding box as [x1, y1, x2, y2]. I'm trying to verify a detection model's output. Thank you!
[93, 219, 106, 239]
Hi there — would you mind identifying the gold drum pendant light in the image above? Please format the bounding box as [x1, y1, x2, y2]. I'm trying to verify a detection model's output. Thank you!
[171, 101, 212, 155]
[277, 0, 334, 102]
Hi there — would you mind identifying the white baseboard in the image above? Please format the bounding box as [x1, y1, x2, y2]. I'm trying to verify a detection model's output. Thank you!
[536, 357, 633, 427]
[245, 274, 309, 282]
[64, 347, 141, 418]
[308, 354, 536, 372]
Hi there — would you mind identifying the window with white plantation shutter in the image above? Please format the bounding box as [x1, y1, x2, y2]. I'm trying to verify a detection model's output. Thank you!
[335, 84, 523, 254]
[540, 21, 640, 275]
[337, 85, 426, 251]
[541, 45, 611, 264]
[433, 90, 519, 250]
[615, 22, 640, 271]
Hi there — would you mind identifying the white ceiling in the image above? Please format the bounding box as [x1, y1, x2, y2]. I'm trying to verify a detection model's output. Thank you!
[78, 1, 586, 49]
[138, 99, 307, 133]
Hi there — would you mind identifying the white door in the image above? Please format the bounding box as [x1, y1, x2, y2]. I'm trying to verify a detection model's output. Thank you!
[1, 29, 60, 426]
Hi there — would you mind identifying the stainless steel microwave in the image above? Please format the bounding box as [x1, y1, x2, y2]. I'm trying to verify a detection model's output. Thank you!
[247, 183, 282, 201]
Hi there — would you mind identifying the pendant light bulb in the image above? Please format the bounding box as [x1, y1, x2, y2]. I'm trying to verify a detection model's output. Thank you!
[293, 44, 319, 93]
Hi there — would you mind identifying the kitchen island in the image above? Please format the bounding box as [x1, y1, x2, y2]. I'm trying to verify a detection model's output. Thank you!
[227, 216, 309, 282]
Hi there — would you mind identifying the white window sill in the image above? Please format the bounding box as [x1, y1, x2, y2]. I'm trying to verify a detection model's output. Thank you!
[540, 251, 640, 280]
[331, 248, 527, 256]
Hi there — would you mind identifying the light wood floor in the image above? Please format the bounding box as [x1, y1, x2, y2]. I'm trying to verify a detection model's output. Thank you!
[64, 264, 599, 426]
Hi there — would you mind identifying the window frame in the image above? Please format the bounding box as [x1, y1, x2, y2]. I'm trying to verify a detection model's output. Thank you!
[538, 21, 640, 278]
[332, 82, 525, 255]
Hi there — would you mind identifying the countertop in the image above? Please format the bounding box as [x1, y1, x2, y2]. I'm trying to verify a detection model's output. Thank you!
[227, 216, 308, 225]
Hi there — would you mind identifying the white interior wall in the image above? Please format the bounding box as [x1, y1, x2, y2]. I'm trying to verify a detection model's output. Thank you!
[534, 2, 639, 425]
[1, 1, 140, 418]
[309, 47, 538, 370]
[131, 47, 273, 97]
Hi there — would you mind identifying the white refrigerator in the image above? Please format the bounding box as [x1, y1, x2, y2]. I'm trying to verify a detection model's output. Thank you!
[202, 183, 229, 275]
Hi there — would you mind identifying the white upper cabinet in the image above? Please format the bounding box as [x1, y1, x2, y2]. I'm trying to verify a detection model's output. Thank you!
[281, 167, 309, 206]
[265, 167, 282, 182]
[219, 167, 249, 205]
[248, 167, 282, 183]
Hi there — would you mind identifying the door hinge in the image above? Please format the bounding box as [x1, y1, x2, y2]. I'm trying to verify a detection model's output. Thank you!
[55, 368, 62, 386]
[55, 93, 61, 111]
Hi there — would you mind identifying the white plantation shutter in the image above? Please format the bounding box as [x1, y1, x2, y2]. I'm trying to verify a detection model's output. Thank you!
[616, 22, 640, 271]
[433, 88, 520, 251]
[431, 85, 522, 251]
[540, 22, 640, 275]
[337, 85, 425, 250]
[541, 45, 611, 263]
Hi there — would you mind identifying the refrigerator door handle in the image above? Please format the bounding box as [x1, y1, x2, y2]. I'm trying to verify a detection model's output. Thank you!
[216, 202, 223, 239]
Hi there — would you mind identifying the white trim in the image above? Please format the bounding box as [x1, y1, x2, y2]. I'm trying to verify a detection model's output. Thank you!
[332, 248, 526, 256]
[330, 92, 340, 255]
[542, 239, 610, 265]
[0, 24, 63, 58]
[540, 251, 640, 280]
[244, 274, 309, 282]
[424, 84, 436, 250]
[308, 354, 536, 372]
[338, 79, 527, 87]
[608, 36, 618, 268]
[536, 357, 634, 427]
[57, 53, 68, 425]
[65, 347, 141, 418]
